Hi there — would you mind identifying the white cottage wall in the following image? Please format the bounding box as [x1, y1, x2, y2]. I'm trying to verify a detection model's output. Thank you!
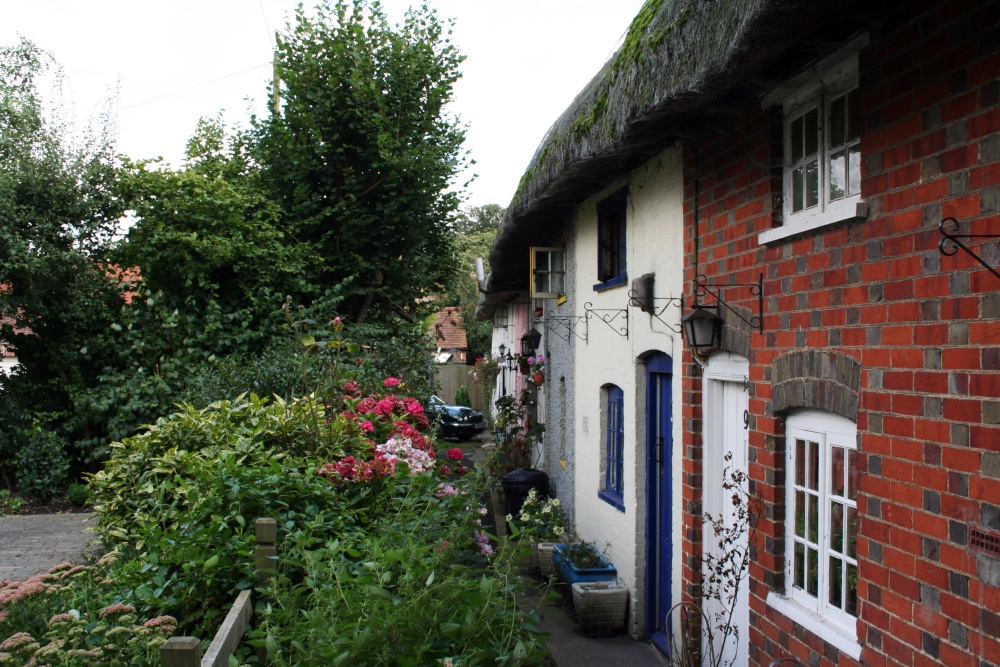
[569, 144, 685, 637]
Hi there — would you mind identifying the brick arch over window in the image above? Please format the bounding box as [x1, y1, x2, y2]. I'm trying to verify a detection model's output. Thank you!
[769, 350, 861, 422]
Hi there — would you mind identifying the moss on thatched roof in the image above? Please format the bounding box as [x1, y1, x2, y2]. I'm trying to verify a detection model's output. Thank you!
[479, 0, 875, 315]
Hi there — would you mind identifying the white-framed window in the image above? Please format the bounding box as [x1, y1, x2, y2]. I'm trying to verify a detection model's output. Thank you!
[767, 409, 860, 659]
[759, 35, 868, 245]
[530, 247, 566, 299]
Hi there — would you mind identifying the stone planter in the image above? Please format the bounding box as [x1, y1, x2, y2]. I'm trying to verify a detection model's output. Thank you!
[572, 581, 629, 631]
[537, 542, 557, 579]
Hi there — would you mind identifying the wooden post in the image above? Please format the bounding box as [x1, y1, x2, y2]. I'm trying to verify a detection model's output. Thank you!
[255, 518, 277, 583]
[160, 636, 201, 667]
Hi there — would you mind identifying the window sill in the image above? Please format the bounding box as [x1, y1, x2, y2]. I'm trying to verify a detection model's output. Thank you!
[598, 489, 625, 512]
[757, 200, 867, 245]
[765, 592, 861, 661]
[593, 274, 628, 292]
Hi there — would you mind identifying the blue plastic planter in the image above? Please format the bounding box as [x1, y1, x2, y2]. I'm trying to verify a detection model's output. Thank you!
[552, 543, 617, 584]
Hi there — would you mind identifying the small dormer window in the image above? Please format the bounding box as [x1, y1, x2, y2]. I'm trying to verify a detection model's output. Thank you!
[530, 247, 566, 299]
[595, 186, 628, 290]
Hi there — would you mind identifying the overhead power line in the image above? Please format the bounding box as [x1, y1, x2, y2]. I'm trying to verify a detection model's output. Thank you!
[117, 63, 271, 114]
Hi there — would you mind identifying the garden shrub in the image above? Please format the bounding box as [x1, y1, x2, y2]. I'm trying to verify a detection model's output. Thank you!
[454, 385, 471, 407]
[13, 423, 70, 502]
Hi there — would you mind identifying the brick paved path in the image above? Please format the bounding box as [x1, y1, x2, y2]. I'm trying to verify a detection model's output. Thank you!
[0, 513, 99, 582]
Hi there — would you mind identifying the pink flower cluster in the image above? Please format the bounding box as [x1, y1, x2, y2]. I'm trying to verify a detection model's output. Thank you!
[475, 529, 493, 557]
[318, 454, 396, 483]
[376, 437, 435, 474]
[98, 603, 137, 619]
[0, 575, 53, 609]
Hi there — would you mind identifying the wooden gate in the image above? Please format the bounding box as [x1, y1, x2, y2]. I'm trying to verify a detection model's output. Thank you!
[435, 364, 484, 411]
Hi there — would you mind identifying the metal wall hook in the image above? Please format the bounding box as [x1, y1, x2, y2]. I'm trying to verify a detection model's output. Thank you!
[583, 303, 629, 338]
[628, 290, 684, 333]
[939, 216, 1000, 282]
[695, 273, 764, 334]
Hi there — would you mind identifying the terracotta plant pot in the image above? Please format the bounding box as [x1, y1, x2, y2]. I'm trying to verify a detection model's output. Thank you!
[532, 372, 544, 385]
[518, 360, 530, 374]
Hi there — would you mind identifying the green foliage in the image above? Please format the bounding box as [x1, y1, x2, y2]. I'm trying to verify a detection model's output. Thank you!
[507, 488, 567, 542]
[255, 472, 546, 667]
[448, 205, 502, 360]
[66, 482, 89, 507]
[454, 385, 471, 407]
[257, 0, 465, 325]
[13, 422, 70, 502]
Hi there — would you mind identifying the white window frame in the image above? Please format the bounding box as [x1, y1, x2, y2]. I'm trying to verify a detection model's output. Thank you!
[766, 409, 860, 660]
[529, 246, 566, 299]
[759, 34, 869, 245]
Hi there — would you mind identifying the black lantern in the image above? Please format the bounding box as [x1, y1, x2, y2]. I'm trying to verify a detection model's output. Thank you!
[681, 304, 722, 350]
[520, 327, 542, 356]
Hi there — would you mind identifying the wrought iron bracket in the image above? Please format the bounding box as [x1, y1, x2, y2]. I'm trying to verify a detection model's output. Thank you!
[695, 273, 764, 334]
[939, 216, 1000, 282]
[584, 303, 629, 339]
[534, 315, 587, 343]
[628, 291, 684, 333]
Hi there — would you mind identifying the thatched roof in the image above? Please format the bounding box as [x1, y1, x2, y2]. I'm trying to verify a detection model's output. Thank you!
[478, 0, 884, 318]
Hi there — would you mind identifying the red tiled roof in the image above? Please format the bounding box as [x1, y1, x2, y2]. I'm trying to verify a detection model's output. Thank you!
[432, 307, 468, 350]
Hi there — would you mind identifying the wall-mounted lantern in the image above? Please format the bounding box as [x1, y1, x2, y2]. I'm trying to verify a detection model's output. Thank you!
[520, 327, 542, 356]
[681, 304, 722, 350]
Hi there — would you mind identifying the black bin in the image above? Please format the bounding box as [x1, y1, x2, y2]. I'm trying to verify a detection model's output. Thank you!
[501, 468, 550, 518]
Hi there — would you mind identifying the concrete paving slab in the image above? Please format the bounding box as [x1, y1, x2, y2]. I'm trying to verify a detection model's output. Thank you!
[0, 513, 99, 582]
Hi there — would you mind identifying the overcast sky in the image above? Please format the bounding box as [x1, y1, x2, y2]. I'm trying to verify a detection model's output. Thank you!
[1, 0, 645, 209]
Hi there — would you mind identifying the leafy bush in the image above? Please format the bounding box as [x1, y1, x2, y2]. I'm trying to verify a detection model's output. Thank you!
[66, 483, 89, 507]
[13, 424, 70, 502]
[454, 385, 471, 407]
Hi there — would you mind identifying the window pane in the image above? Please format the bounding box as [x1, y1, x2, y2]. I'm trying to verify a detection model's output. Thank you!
[795, 490, 805, 537]
[829, 149, 846, 201]
[795, 438, 805, 487]
[806, 546, 818, 596]
[847, 505, 858, 559]
[534, 272, 545, 294]
[552, 272, 565, 293]
[791, 116, 804, 163]
[829, 555, 843, 610]
[808, 494, 819, 544]
[808, 439, 819, 491]
[848, 144, 861, 196]
[847, 564, 858, 616]
[848, 449, 858, 499]
[804, 109, 818, 157]
[831, 446, 845, 497]
[830, 96, 845, 147]
[847, 89, 860, 141]
[794, 543, 805, 589]
[830, 500, 844, 553]
[552, 251, 565, 272]
[793, 167, 805, 212]
[806, 160, 819, 209]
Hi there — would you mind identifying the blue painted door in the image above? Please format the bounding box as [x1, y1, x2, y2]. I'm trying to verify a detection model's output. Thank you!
[645, 354, 673, 654]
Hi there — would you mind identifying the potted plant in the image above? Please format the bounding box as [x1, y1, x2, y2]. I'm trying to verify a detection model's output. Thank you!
[552, 541, 617, 584]
[507, 488, 568, 577]
[527, 354, 546, 385]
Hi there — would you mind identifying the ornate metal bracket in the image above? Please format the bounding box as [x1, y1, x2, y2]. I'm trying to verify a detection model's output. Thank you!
[628, 290, 684, 333]
[695, 273, 764, 334]
[939, 216, 1000, 282]
[534, 315, 587, 343]
[584, 303, 629, 338]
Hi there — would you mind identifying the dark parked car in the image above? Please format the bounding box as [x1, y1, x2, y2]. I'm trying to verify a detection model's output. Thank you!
[426, 395, 487, 441]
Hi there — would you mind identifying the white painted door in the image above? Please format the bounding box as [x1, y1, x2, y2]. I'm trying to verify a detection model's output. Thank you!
[702, 355, 750, 667]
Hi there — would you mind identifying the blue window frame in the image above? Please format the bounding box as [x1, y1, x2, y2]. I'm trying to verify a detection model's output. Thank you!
[595, 187, 628, 290]
[601, 385, 625, 510]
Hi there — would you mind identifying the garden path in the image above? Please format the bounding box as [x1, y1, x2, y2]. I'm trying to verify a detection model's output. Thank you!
[0, 513, 99, 582]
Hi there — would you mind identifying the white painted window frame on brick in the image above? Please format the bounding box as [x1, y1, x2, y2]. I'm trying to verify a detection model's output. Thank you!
[766, 409, 860, 660]
[759, 34, 869, 245]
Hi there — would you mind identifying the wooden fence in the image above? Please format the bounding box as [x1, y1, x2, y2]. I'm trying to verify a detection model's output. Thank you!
[160, 518, 276, 667]
[435, 363, 484, 412]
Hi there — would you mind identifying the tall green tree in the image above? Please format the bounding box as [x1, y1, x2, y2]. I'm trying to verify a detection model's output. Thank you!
[449, 204, 502, 359]
[256, 0, 466, 325]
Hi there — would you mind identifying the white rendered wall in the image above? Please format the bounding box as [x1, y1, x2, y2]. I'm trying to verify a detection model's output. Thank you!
[569, 144, 685, 637]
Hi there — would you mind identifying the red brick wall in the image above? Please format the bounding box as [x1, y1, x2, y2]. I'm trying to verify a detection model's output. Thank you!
[682, 1, 1000, 665]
